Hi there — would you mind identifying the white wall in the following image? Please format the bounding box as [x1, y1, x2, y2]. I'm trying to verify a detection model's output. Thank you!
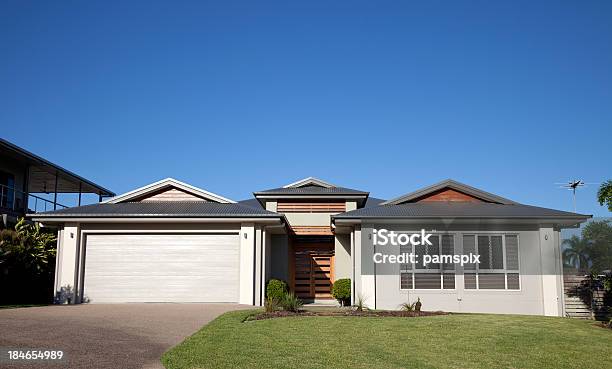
[52, 221, 256, 304]
[355, 223, 565, 316]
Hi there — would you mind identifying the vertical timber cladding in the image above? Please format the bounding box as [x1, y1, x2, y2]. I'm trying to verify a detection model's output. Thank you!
[291, 236, 335, 299]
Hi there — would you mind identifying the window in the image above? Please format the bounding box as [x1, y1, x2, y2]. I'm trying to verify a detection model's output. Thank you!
[0, 171, 15, 209]
[400, 234, 455, 290]
[464, 234, 520, 290]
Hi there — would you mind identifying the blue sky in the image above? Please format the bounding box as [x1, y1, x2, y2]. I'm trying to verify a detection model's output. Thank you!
[1, 1, 611, 215]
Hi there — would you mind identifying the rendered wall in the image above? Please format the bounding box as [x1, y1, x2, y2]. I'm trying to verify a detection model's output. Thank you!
[355, 223, 564, 316]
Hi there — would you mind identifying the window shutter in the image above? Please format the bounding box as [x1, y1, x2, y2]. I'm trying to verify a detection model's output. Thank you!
[491, 236, 503, 269]
[442, 235, 454, 271]
[415, 243, 427, 269]
[464, 273, 477, 289]
[400, 244, 412, 271]
[426, 236, 440, 270]
[400, 273, 413, 289]
[463, 235, 476, 270]
[478, 273, 505, 289]
[414, 273, 441, 289]
[505, 235, 519, 270]
[477, 236, 491, 269]
[443, 273, 455, 289]
[507, 273, 520, 289]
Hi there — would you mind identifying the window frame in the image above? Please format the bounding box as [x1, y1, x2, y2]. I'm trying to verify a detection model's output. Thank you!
[399, 233, 456, 291]
[462, 233, 521, 291]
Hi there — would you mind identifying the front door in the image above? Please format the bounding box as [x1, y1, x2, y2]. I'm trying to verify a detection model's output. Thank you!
[292, 242, 334, 299]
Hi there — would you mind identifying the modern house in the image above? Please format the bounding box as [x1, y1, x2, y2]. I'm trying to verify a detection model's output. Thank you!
[0, 138, 115, 227]
[30, 177, 590, 316]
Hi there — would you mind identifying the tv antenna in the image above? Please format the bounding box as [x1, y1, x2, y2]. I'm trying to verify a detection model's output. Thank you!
[555, 180, 598, 213]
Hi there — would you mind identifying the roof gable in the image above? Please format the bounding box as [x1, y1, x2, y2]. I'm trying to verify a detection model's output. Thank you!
[104, 178, 235, 204]
[382, 179, 517, 205]
[283, 177, 335, 188]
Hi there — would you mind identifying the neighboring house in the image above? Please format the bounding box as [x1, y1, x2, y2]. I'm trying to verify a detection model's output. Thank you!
[30, 177, 590, 316]
[0, 138, 114, 227]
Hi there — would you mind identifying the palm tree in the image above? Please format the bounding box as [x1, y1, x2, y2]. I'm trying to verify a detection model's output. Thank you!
[562, 235, 591, 272]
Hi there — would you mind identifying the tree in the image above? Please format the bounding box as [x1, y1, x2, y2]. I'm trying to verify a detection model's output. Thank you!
[597, 180, 612, 212]
[582, 220, 612, 274]
[562, 235, 591, 271]
[0, 218, 57, 304]
[0, 218, 56, 274]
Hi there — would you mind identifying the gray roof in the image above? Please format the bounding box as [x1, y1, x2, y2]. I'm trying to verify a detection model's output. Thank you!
[237, 198, 264, 209]
[30, 202, 283, 218]
[333, 202, 591, 219]
[254, 185, 368, 196]
[382, 179, 516, 205]
[364, 196, 386, 208]
[1, 138, 115, 196]
[238, 196, 385, 209]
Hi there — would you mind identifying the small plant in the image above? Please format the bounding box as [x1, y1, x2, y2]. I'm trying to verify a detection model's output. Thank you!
[266, 279, 287, 301]
[280, 291, 303, 312]
[400, 301, 416, 311]
[264, 296, 280, 312]
[331, 278, 351, 306]
[355, 294, 366, 312]
[400, 297, 422, 312]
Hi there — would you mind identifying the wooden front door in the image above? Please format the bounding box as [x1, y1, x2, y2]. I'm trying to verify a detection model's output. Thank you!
[292, 244, 334, 299]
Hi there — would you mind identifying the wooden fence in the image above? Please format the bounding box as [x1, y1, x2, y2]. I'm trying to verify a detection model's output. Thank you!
[563, 274, 609, 320]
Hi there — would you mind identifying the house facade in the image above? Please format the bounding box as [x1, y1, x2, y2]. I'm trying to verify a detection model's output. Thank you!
[30, 177, 590, 316]
[0, 138, 114, 227]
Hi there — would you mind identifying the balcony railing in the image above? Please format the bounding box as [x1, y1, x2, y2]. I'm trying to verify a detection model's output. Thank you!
[0, 183, 68, 214]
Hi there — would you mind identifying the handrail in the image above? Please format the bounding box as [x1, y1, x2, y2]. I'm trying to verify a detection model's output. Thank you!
[0, 183, 68, 213]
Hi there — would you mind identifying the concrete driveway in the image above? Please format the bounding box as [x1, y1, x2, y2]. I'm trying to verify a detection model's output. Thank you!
[0, 303, 248, 369]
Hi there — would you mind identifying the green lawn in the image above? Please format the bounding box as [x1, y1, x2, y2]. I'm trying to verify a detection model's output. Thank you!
[162, 310, 612, 369]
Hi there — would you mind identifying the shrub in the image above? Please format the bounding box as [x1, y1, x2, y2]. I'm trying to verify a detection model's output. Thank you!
[332, 278, 351, 306]
[280, 291, 303, 312]
[400, 297, 422, 312]
[0, 218, 57, 304]
[266, 279, 287, 301]
[264, 296, 280, 312]
[400, 301, 416, 311]
[355, 294, 366, 311]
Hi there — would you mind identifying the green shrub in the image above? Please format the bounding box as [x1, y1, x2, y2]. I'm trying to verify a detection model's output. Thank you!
[280, 291, 303, 312]
[266, 279, 287, 301]
[264, 296, 280, 312]
[400, 297, 422, 312]
[332, 278, 351, 306]
[400, 301, 416, 311]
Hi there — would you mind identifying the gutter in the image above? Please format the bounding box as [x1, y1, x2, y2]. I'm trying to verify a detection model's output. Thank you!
[29, 216, 286, 224]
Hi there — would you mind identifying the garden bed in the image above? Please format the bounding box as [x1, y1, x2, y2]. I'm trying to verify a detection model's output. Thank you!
[247, 309, 447, 321]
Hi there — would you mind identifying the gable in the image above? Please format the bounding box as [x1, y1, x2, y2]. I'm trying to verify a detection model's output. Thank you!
[134, 187, 209, 202]
[283, 177, 335, 188]
[382, 179, 516, 206]
[105, 178, 235, 204]
[411, 188, 485, 203]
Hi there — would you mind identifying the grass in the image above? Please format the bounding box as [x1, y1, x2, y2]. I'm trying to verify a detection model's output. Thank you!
[162, 310, 612, 369]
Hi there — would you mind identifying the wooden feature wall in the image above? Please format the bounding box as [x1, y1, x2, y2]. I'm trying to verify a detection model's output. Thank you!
[277, 201, 346, 213]
[290, 226, 334, 236]
[414, 188, 485, 203]
[290, 242, 335, 299]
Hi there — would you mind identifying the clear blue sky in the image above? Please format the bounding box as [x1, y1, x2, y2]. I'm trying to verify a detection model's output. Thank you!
[1, 1, 611, 215]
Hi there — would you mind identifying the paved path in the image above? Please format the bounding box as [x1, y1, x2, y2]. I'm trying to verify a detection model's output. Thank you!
[0, 303, 248, 369]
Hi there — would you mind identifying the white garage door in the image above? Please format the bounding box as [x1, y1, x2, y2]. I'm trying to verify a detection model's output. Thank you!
[83, 233, 240, 303]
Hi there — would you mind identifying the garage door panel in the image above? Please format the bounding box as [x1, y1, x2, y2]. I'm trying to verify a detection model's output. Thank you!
[84, 234, 240, 303]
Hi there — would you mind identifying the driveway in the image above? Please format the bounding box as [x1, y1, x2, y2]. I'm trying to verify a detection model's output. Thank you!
[0, 303, 248, 369]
